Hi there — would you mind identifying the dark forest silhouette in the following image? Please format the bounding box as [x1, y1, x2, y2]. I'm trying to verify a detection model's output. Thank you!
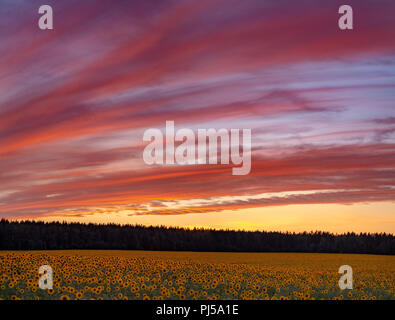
[0, 219, 394, 254]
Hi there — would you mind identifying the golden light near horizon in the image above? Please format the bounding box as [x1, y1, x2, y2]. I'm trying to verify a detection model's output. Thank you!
[37, 201, 395, 234]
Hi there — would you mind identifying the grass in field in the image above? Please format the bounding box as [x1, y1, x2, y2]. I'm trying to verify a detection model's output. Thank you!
[0, 251, 394, 300]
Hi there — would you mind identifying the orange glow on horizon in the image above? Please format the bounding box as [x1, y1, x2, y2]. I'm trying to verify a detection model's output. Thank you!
[25, 202, 395, 234]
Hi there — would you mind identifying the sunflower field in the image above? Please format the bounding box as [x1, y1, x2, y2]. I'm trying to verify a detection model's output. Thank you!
[0, 251, 394, 300]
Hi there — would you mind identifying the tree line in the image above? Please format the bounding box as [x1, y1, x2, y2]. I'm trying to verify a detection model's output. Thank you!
[0, 219, 394, 254]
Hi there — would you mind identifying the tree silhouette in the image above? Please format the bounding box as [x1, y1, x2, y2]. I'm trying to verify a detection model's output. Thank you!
[0, 219, 394, 254]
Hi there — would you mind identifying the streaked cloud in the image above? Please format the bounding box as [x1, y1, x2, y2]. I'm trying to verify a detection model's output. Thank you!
[0, 0, 394, 232]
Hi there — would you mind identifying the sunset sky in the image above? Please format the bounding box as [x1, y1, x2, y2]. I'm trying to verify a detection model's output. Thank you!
[0, 0, 394, 233]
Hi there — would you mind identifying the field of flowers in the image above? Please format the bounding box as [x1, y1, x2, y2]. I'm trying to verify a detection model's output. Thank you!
[0, 251, 394, 300]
